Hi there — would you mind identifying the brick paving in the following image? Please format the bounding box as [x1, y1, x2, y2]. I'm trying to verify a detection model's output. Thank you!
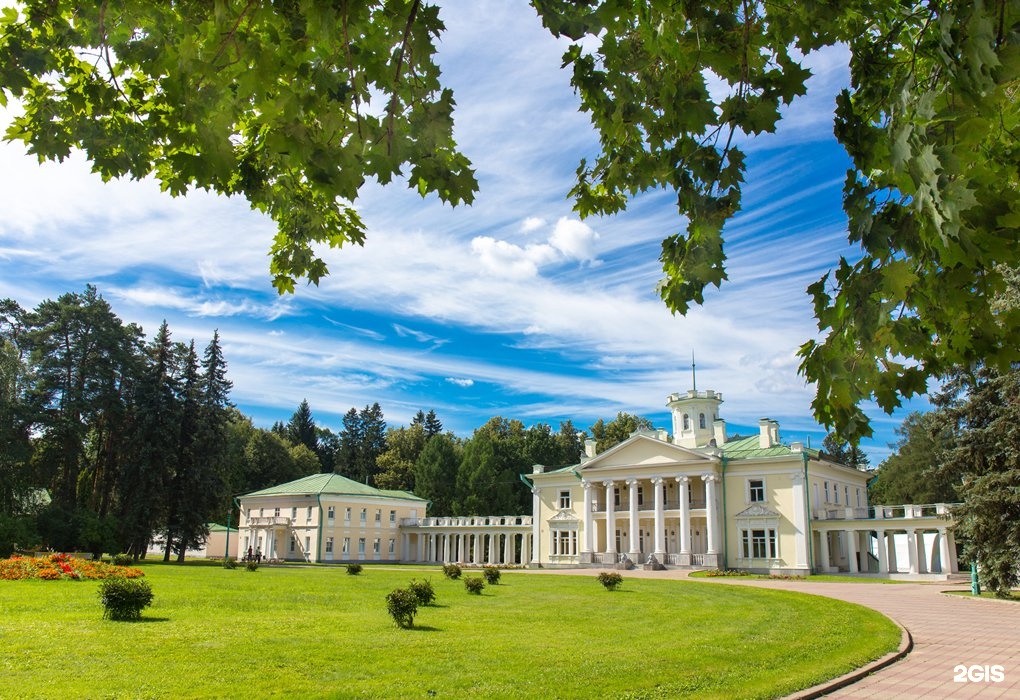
[523, 568, 1020, 698]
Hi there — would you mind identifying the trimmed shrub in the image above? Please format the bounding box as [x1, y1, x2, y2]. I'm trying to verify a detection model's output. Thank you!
[597, 571, 623, 591]
[408, 578, 436, 606]
[482, 566, 501, 585]
[111, 553, 133, 567]
[463, 577, 485, 595]
[245, 560, 259, 572]
[346, 563, 363, 575]
[222, 557, 237, 570]
[442, 563, 461, 580]
[385, 588, 418, 628]
[99, 577, 154, 620]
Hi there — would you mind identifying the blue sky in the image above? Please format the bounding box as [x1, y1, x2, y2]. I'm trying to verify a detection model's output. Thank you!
[0, 1, 927, 462]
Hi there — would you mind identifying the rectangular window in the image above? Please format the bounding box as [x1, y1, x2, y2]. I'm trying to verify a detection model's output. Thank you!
[289, 538, 295, 552]
[834, 484, 840, 504]
[824, 481, 830, 503]
[856, 488, 862, 508]
[373, 538, 380, 554]
[360, 508, 367, 523]
[274, 507, 280, 517]
[389, 510, 396, 523]
[813, 483, 820, 508]
[327, 506, 335, 520]
[306, 506, 312, 522]
[358, 538, 366, 554]
[304, 536, 311, 551]
[345, 507, 351, 522]
[845, 486, 850, 505]
[559, 490, 571, 509]
[749, 479, 765, 503]
[375, 509, 381, 523]
[342, 538, 350, 554]
[388, 538, 395, 554]
[325, 537, 334, 553]
[613, 488, 621, 507]
[740, 528, 777, 559]
[291, 507, 297, 519]
[637, 487, 644, 507]
[259, 508, 264, 517]
[551, 530, 577, 556]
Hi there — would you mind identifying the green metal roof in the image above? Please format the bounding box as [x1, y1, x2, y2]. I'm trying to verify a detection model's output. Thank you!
[207, 523, 237, 533]
[240, 473, 427, 502]
[719, 435, 820, 460]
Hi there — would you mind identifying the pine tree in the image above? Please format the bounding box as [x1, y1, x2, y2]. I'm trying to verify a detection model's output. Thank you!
[286, 399, 318, 453]
[413, 434, 460, 516]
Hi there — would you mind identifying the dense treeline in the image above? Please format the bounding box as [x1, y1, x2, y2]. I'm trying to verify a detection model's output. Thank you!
[0, 287, 652, 557]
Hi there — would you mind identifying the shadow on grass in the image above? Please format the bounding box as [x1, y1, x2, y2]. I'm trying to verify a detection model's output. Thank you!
[106, 616, 171, 623]
[408, 625, 441, 632]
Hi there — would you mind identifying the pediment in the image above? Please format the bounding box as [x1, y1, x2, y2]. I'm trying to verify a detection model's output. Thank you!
[579, 434, 715, 473]
[735, 504, 780, 518]
[548, 510, 579, 522]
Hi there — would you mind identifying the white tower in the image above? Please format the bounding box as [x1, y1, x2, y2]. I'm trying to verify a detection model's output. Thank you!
[667, 389, 724, 449]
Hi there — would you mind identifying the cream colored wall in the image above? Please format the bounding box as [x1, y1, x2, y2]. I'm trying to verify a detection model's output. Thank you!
[722, 462, 801, 571]
[807, 461, 869, 513]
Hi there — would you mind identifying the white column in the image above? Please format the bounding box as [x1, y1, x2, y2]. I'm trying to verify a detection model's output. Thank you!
[907, 528, 919, 574]
[818, 531, 830, 572]
[652, 477, 665, 557]
[677, 476, 691, 555]
[938, 528, 952, 574]
[703, 474, 719, 554]
[847, 529, 859, 573]
[604, 481, 616, 555]
[876, 529, 889, 573]
[915, 530, 927, 573]
[582, 481, 594, 555]
[443, 533, 451, 563]
[790, 471, 809, 569]
[531, 487, 541, 564]
[528, 531, 537, 564]
[887, 531, 898, 573]
[627, 479, 641, 559]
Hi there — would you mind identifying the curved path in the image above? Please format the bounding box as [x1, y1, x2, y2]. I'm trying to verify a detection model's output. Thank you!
[524, 568, 1020, 698]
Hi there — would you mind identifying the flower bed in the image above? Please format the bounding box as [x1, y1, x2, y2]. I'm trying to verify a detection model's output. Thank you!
[0, 554, 144, 581]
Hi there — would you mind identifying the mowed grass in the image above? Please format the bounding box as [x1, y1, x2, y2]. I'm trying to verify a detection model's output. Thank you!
[0, 564, 899, 699]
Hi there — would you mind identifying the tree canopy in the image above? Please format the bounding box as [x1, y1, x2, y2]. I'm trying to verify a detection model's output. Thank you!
[1, 1, 1017, 441]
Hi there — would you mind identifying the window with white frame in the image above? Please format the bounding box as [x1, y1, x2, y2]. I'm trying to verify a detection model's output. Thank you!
[613, 487, 621, 507]
[845, 486, 850, 506]
[748, 478, 765, 503]
[559, 490, 571, 509]
[327, 506, 335, 520]
[551, 529, 577, 556]
[306, 506, 312, 522]
[389, 510, 396, 523]
[304, 536, 310, 551]
[683, 413, 690, 430]
[699, 413, 706, 429]
[375, 509, 381, 523]
[342, 538, 350, 554]
[388, 538, 395, 554]
[740, 528, 777, 559]
[373, 538, 380, 553]
[856, 488, 862, 507]
[291, 507, 297, 519]
[834, 483, 840, 504]
[325, 537, 334, 553]
[289, 538, 295, 552]
[824, 481, 830, 502]
[274, 507, 280, 517]
[345, 507, 351, 522]
[358, 538, 365, 554]
[360, 508, 367, 523]
[637, 486, 644, 506]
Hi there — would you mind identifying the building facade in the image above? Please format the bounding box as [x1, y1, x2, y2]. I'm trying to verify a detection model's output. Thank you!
[525, 389, 958, 576]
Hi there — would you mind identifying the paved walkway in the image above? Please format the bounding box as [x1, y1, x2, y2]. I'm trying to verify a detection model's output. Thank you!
[523, 568, 1020, 698]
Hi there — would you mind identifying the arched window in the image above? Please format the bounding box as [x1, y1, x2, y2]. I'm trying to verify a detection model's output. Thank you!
[699, 413, 706, 429]
[682, 414, 690, 430]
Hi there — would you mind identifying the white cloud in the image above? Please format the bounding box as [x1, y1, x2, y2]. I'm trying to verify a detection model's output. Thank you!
[470, 236, 557, 279]
[521, 216, 546, 232]
[549, 217, 600, 262]
[445, 377, 475, 387]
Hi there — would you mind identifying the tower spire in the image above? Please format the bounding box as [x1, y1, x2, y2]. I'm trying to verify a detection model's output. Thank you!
[691, 350, 697, 392]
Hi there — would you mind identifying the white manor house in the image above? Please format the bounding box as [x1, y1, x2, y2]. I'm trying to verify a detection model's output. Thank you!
[236, 388, 959, 578]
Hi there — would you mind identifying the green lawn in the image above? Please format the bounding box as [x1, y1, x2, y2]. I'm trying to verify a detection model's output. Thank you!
[688, 570, 910, 584]
[0, 563, 899, 699]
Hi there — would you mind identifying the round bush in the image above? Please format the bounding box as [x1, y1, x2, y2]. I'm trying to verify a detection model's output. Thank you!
[222, 557, 237, 570]
[245, 560, 259, 572]
[482, 566, 501, 585]
[597, 571, 623, 591]
[385, 588, 418, 628]
[463, 577, 485, 595]
[111, 553, 133, 567]
[99, 577, 154, 620]
[408, 578, 436, 606]
[442, 563, 461, 580]
[346, 563, 363, 575]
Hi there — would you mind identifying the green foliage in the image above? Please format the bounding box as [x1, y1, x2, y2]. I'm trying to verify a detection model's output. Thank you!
[820, 433, 870, 470]
[245, 560, 259, 572]
[98, 577, 154, 621]
[442, 563, 461, 580]
[111, 553, 132, 567]
[589, 413, 654, 454]
[221, 557, 237, 570]
[346, 563, 363, 576]
[482, 566, 501, 585]
[407, 578, 436, 606]
[597, 571, 623, 591]
[385, 588, 418, 629]
[869, 412, 957, 505]
[413, 434, 461, 517]
[463, 576, 485, 595]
